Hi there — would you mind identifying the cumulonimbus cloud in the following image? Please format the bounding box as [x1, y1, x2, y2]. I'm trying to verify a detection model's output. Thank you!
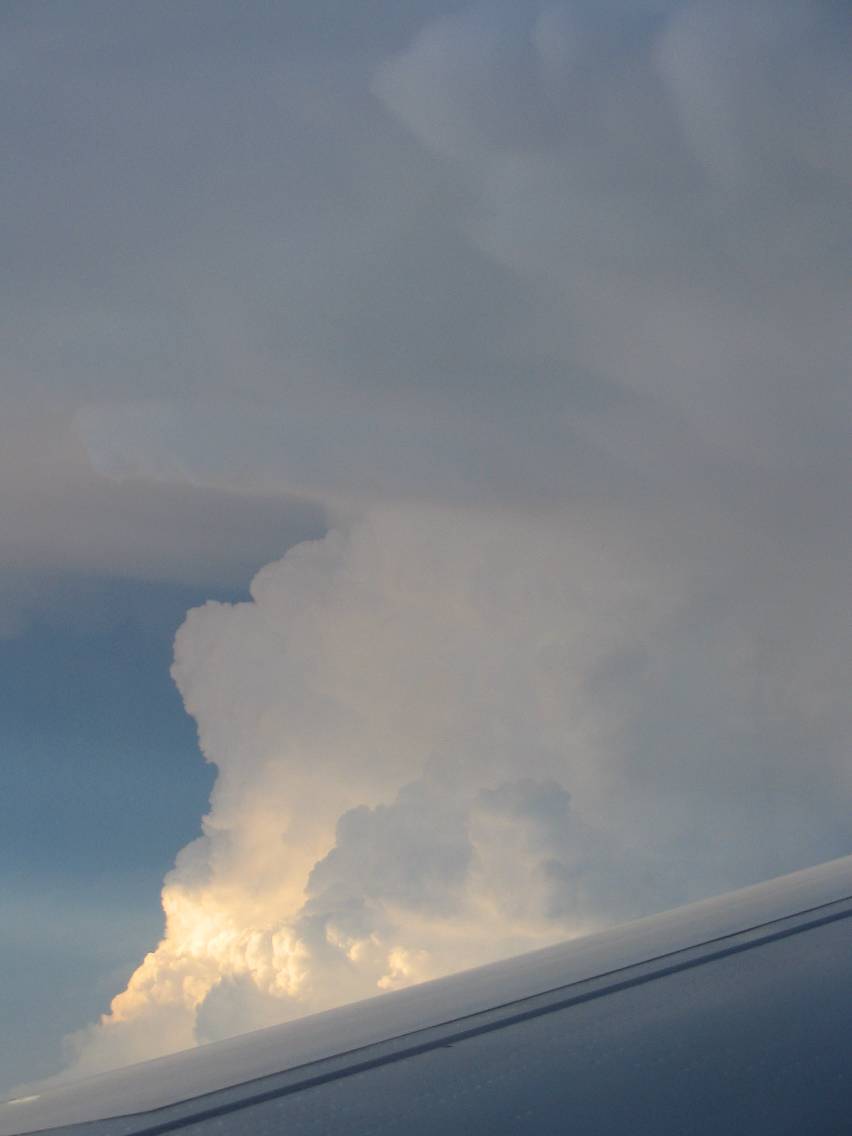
[61, 508, 682, 1072]
[61, 490, 851, 1077]
[53, 0, 852, 1080]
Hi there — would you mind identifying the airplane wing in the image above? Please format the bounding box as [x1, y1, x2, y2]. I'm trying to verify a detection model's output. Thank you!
[2, 853, 850, 1135]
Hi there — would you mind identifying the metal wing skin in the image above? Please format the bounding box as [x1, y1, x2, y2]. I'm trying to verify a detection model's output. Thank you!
[3, 854, 851, 1136]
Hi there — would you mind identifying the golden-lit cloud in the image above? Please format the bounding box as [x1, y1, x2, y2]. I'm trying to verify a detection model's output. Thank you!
[59, 507, 683, 1075]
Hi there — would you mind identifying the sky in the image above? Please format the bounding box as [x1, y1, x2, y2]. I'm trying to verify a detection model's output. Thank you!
[2, 0, 851, 1096]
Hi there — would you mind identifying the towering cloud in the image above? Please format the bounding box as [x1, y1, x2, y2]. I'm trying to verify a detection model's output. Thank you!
[61, 509, 675, 1070]
[51, 0, 851, 1079]
[62, 494, 850, 1075]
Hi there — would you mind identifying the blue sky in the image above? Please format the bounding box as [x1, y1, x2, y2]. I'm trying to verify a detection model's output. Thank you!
[2, 0, 850, 1095]
[0, 580, 223, 1088]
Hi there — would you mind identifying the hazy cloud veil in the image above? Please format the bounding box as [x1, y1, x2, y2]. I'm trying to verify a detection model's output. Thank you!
[56, 0, 851, 1077]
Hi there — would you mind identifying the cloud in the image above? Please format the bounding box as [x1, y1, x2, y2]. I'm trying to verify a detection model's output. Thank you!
[0, 403, 326, 635]
[11, 0, 848, 1083]
[53, 507, 673, 1073]
[60, 487, 851, 1075]
[374, 0, 850, 478]
[59, 0, 850, 539]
